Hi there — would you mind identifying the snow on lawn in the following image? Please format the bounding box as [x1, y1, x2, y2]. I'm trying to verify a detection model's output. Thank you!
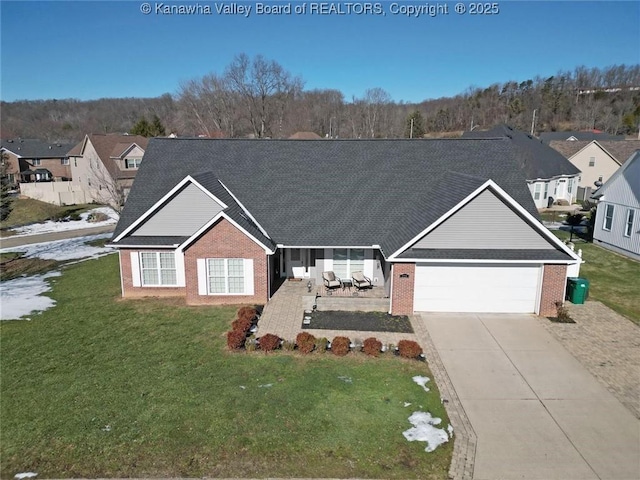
[9, 207, 118, 237]
[0, 233, 114, 261]
[402, 375, 452, 452]
[0, 234, 116, 320]
[1, 271, 61, 320]
[403, 411, 451, 453]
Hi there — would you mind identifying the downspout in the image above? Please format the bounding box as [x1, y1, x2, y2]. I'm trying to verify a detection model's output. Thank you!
[388, 263, 394, 315]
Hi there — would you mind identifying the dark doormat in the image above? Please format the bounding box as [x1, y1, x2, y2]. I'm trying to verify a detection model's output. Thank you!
[303, 310, 413, 333]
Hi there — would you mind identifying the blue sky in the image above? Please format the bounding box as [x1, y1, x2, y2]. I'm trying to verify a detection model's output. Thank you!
[1, 1, 638, 103]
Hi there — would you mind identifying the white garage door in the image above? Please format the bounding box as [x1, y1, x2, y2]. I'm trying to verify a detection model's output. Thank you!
[414, 264, 541, 313]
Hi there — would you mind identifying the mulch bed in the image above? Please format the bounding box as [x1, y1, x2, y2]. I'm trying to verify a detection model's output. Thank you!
[302, 310, 414, 333]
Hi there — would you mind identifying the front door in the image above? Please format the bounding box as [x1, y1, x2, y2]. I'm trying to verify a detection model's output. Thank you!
[289, 249, 310, 278]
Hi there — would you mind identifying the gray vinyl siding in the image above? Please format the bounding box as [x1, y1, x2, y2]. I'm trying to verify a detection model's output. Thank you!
[132, 182, 224, 236]
[592, 157, 640, 259]
[412, 189, 555, 250]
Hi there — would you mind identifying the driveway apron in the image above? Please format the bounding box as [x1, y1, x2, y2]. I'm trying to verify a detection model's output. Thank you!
[420, 313, 640, 480]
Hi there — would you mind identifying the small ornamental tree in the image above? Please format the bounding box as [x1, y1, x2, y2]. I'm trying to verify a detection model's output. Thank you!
[331, 336, 351, 356]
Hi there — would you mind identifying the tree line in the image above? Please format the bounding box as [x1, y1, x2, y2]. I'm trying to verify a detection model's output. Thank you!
[1, 56, 638, 143]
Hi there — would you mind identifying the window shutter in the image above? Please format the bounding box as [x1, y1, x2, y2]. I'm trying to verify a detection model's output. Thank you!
[243, 259, 254, 295]
[175, 251, 186, 287]
[130, 252, 141, 287]
[197, 259, 207, 295]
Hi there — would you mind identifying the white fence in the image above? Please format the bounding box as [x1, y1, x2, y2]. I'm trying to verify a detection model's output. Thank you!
[20, 181, 90, 206]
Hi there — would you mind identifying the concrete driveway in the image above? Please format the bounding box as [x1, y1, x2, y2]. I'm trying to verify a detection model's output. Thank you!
[419, 313, 640, 480]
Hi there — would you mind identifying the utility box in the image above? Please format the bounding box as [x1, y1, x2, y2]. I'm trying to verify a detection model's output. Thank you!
[567, 277, 589, 304]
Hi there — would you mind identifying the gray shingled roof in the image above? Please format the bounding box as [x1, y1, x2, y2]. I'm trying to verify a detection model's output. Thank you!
[463, 125, 581, 181]
[1, 139, 75, 158]
[539, 131, 625, 144]
[113, 138, 543, 256]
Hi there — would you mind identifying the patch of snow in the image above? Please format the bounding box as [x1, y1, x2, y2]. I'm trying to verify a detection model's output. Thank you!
[413, 375, 430, 392]
[447, 424, 454, 437]
[337, 375, 353, 384]
[9, 207, 118, 237]
[0, 233, 114, 261]
[1, 271, 61, 320]
[102, 425, 111, 432]
[404, 402, 412, 407]
[403, 411, 450, 453]
[15, 474, 37, 480]
[258, 383, 273, 388]
[239, 385, 246, 390]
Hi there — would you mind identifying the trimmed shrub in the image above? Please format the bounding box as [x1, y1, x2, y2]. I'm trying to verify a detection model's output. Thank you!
[237, 306, 257, 323]
[227, 330, 246, 350]
[398, 339, 423, 359]
[315, 337, 328, 353]
[331, 336, 351, 356]
[296, 332, 316, 354]
[259, 333, 281, 353]
[363, 337, 382, 357]
[231, 317, 252, 334]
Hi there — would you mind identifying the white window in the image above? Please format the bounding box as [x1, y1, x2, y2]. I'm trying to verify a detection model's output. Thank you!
[568, 178, 574, 194]
[208, 258, 245, 294]
[32, 159, 41, 166]
[61, 158, 69, 165]
[333, 249, 365, 278]
[533, 183, 541, 200]
[125, 158, 142, 169]
[140, 252, 177, 286]
[589, 157, 596, 167]
[543, 182, 549, 199]
[625, 209, 635, 237]
[603, 204, 614, 231]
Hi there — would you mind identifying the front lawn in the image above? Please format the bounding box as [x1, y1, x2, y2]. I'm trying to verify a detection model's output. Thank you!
[0, 197, 95, 233]
[0, 255, 451, 479]
[553, 230, 640, 324]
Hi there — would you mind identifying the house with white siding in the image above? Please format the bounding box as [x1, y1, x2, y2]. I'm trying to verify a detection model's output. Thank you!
[463, 125, 581, 208]
[591, 152, 640, 261]
[108, 138, 582, 317]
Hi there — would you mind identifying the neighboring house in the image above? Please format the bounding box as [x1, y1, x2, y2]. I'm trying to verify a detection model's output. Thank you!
[591, 152, 640, 261]
[463, 125, 581, 208]
[539, 131, 626, 144]
[549, 140, 640, 200]
[109, 138, 582, 317]
[68, 134, 149, 207]
[0, 138, 74, 186]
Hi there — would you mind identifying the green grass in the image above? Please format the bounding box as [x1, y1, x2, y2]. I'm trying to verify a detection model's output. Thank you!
[0, 255, 452, 479]
[554, 230, 640, 324]
[0, 198, 95, 232]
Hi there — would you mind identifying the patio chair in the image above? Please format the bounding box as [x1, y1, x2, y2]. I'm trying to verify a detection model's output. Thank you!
[322, 271, 341, 292]
[351, 271, 372, 290]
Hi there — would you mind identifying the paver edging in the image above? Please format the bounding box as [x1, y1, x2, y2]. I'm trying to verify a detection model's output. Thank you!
[410, 315, 476, 480]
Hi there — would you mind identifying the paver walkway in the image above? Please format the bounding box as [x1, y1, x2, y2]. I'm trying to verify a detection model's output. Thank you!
[539, 301, 640, 419]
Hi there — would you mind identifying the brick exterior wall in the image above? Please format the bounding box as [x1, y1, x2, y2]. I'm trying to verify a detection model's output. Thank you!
[539, 264, 568, 317]
[184, 218, 269, 306]
[391, 263, 416, 315]
[119, 250, 186, 298]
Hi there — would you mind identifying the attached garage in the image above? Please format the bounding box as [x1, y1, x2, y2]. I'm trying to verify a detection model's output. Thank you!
[413, 264, 542, 313]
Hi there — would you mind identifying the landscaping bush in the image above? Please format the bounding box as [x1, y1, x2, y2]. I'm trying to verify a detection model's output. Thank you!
[237, 306, 257, 323]
[363, 337, 382, 357]
[87, 211, 109, 223]
[331, 336, 351, 356]
[296, 332, 316, 354]
[259, 333, 281, 353]
[315, 337, 328, 353]
[226, 329, 246, 350]
[68, 212, 82, 221]
[231, 317, 252, 334]
[398, 339, 423, 359]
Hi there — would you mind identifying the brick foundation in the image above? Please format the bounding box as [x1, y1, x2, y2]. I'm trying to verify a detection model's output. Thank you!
[539, 264, 567, 317]
[184, 218, 268, 306]
[391, 263, 415, 315]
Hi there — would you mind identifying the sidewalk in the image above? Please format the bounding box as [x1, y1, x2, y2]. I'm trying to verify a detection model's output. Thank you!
[0, 225, 115, 249]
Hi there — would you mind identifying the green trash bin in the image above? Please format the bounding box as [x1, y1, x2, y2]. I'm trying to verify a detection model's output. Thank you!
[568, 277, 589, 304]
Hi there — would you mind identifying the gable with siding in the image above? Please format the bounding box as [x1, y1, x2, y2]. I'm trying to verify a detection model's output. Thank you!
[411, 188, 556, 250]
[131, 182, 224, 237]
